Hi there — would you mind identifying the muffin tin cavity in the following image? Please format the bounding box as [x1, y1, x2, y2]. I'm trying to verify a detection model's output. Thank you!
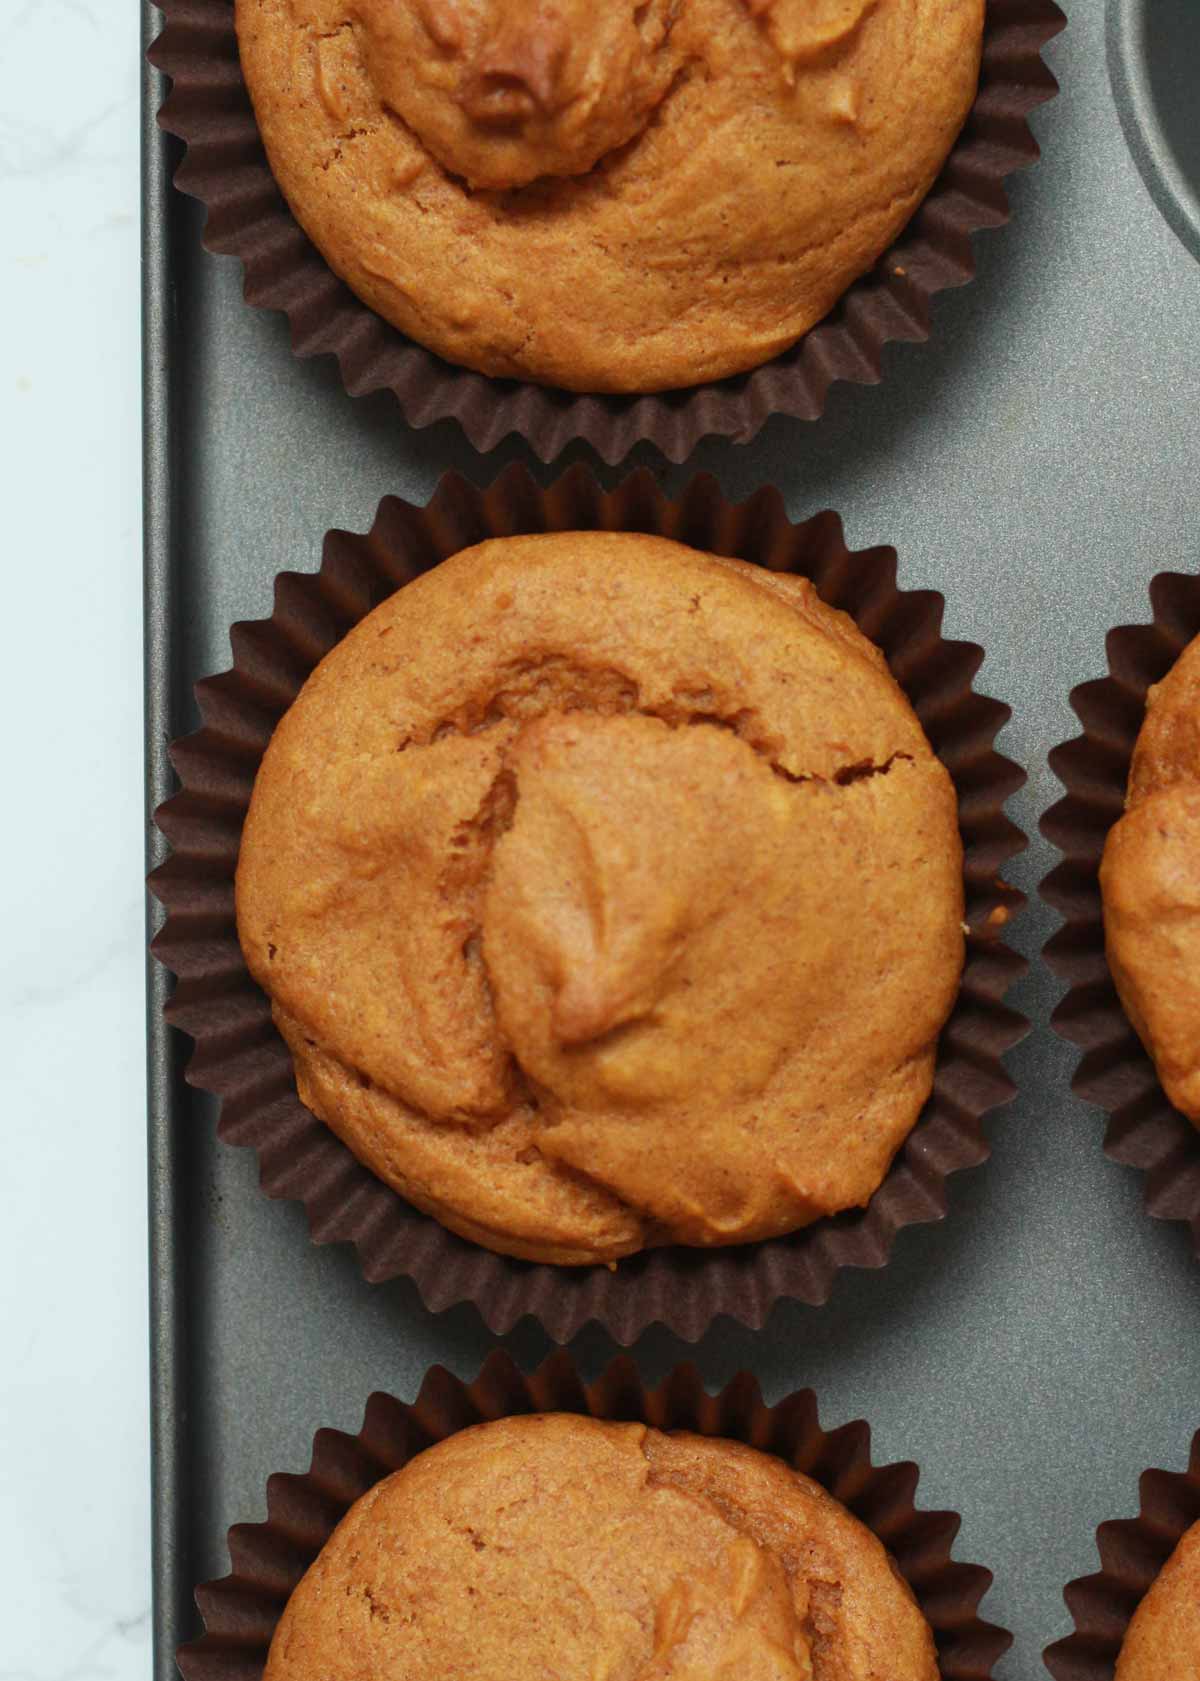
[1109, 0, 1200, 263]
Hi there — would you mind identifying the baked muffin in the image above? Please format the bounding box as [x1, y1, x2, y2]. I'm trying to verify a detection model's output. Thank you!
[235, 0, 984, 393]
[1115, 1520, 1200, 1680]
[264, 1413, 940, 1680]
[1100, 633, 1200, 1122]
[236, 532, 965, 1265]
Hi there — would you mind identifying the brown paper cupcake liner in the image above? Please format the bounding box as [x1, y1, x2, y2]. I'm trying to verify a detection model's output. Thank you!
[176, 1349, 1012, 1681]
[148, 0, 1063, 467]
[1041, 571, 1200, 1257]
[149, 461, 1028, 1344]
[1044, 1428, 1200, 1679]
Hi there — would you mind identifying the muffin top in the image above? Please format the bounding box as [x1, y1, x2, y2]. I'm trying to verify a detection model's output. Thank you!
[236, 533, 964, 1265]
[1101, 633, 1200, 1122]
[235, 0, 984, 392]
[1116, 1519, 1200, 1680]
[264, 1413, 940, 1681]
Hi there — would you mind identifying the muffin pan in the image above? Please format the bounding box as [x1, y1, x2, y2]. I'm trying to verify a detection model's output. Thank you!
[143, 4, 1200, 1679]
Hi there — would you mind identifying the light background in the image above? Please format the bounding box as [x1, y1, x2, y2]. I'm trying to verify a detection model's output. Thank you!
[1, 4, 149, 1677]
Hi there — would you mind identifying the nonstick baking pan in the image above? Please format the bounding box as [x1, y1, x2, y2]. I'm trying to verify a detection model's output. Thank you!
[143, 4, 1200, 1677]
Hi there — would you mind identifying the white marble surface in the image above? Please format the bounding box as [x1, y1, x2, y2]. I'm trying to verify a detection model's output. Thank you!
[1, 4, 150, 1677]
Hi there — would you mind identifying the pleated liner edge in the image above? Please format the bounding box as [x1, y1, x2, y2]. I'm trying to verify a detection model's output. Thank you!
[1040, 570, 1200, 1259]
[147, 0, 1064, 466]
[176, 1349, 1013, 1681]
[149, 462, 1029, 1345]
[1044, 1428, 1200, 1680]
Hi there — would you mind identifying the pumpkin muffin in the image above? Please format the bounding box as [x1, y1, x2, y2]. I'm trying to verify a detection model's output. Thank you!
[236, 532, 965, 1265]
[1115, 1520, 1200, 1680]
[1100, 633, 1200, 1123]
[234, 0, 984, 393]
[263, 1413, 941, 1681]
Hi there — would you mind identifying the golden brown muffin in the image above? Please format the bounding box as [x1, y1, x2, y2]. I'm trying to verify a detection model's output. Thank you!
[234, 0, 984, 393]
[1101, 634, 1200, 1123]
[264, 1414, 940, 1681]
[1116, 1520, 1200, 1680]
[236, 532, 964, 1265]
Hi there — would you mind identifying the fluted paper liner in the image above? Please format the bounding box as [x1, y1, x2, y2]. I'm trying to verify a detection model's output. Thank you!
[1044, 1428, 1200, 1680]
[150, 463, 1028, 1343]
[175, 1350, 1012, 1680]
[1041, 572, 1200, 1258]
[147, 0, 1063, 466]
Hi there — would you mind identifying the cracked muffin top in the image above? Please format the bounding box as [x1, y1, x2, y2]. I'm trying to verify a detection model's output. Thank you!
[234, 0, 984, 392]
[235, 531, 964, 1265]
[263, 1413, 940, 1681]
[1116, 1520, 1200, 1681]
[1101, 634, 1200, 1123]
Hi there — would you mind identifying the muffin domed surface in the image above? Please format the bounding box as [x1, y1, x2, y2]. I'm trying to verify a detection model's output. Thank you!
[263, 1414, 940, 1681]
[235, 0, 984, 391]
[1101, 634, 1200, 1122]
[235, 532, 964, 1264]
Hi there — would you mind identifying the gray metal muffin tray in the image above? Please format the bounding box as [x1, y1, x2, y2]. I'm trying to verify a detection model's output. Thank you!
[142, 3, 1200, 1676]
